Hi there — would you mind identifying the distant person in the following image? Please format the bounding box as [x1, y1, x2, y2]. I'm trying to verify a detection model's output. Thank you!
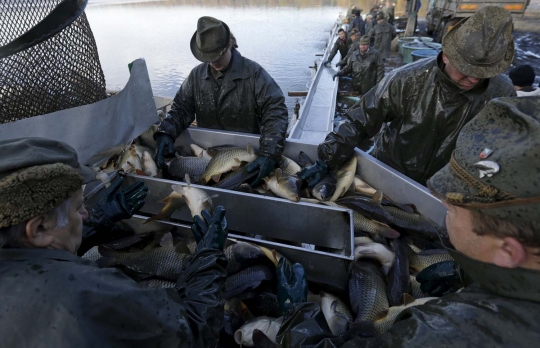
[325, 29, 350, 66]
[368, 12, 396, 60]
[333, 35, 384, 96]
[384, 1, 395, 24]
[509, 65, 540, 96]
[350, 9, 365, 35]
[346, 4, 357, 23]
[365, 14, 375, 34]
[154, 16, 288, 187]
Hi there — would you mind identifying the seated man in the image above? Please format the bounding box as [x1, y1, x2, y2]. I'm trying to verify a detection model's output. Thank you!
[0, 138, 228, 347]
[278, 96, 540, 347]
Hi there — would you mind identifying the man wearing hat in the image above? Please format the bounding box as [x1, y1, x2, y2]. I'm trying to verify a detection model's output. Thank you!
[509, 64, 540, 97]
[333, 35, 384, 96]
[367, 12, 396, 60]
[349, 9, 365, 36]
[276, 96, 540, 347]
[0, 137, 230, 346]
[154, 16, 288, 187]
[299, 6, 516, 187]
[325, 29, 351, 67]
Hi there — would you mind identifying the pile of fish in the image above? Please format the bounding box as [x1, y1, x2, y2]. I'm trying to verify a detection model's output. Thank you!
[98, 142, 158, 177]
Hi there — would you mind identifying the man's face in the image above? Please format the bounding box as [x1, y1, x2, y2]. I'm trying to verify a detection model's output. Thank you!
[442, 53, 482, 90]
[47, 189, 88, 254]
[360, 44, 369, 53]
[443, 201, 499, 263]
[351, 34, 358, 42]
[339, 31, 346, 40]
[209, 48, 232, 71]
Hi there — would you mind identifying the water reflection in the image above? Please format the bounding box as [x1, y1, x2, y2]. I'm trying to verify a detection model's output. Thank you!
[86, 0, 352, 115]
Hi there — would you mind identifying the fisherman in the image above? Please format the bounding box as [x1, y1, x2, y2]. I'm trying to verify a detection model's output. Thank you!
[324, 29, 350, 66]
[0, 137, 229, 347]
[299, 6, 517, 186]
[337, 28, 361, 68]
[346, 4, 358, 23]
[278, 96, 540, 348]
[509, 64, 540, 97]
[349, 9, 365, 36]
[367, 12, 396, 60]
[333, 35, 384, 96]
[154, 16, 288, 187]
[384, 1, 395, 25]
[364, 14, 375, 34]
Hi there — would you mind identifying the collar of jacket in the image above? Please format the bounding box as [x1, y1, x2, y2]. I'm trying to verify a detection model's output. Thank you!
[438, 234, 540, 303]
[0, 247, 94, 264]
[435, 53, 489, 98]
[354, 48, 371, 57]
[201, 48, 250, 81]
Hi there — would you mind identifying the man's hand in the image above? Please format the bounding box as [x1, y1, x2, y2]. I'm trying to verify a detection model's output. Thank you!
[247, 156, 276, 187]
[276, 258, 308, 315]
[155, 133, 175, 169]
[333, 73, 339, 81]
[191, 206, 228, 251]
[91, 177, 148, 225]
[323, 60, 331, 67]
[297, 159, 329, 188]
[416, 260, 462, 296]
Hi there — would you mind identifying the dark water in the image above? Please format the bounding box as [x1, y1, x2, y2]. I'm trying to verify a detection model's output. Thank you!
[86, 0, 349, 113]
[512, 31, 540, 87]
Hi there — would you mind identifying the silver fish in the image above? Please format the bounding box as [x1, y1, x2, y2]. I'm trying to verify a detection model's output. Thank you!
[280, 155, 302, 176]
[172, 174, 213, 218]
[408, 249, 454, 273]
[234, 316, 283, 347]
[263, 168, 302, 202]
[349, 260, 389, 322]
[142, 151, 158, 177]
[201, 144, 257, 184]
[145, 191, 186, 223]
[321, 291, 353, 336]
[168, 155, 210, 182]
[354, 242, 395, 275]
[330, 156, 357, 201]
[311, 172, 337, 201]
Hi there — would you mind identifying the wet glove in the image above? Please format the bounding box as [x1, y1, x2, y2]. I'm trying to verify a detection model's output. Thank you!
[247, 155, 277, 187]
[332, 73, 339, 81]
[89, 177, 148, 226]
[277, 258, 308, 315]
[335, 62, 342, 68]
[191, 206, 228, 251]
[297, 159, 329, 188]
[416, 260, 462, 297]
[323, 60, 331, 67]
[155, 133, 175, 169]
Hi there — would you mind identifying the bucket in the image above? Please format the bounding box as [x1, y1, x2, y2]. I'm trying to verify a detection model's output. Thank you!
[401, 42, 442, 64]
[396, 36, 434, 53]
[412, 49, 440, 62]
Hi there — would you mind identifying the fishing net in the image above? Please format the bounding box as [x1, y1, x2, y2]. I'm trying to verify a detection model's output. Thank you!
[0, 0, 106, 124]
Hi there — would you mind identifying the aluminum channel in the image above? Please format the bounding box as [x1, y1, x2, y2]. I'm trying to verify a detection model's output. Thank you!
[121, 174, 354, 254]
[288, 22, 343, 143]
[125, 215, 352, 290]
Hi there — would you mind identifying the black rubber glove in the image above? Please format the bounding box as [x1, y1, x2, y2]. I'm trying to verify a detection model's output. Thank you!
[89, 177, 148, 226]
[247, 155, 277, 187]
[416, 260, 462, 297]
[335, 62, 341, 68]
[155, 133, 175, 169]
[332, 73, 339, 81]
[276, 258, 308, 315]
[191, 206, 228, 251]
[323, 60, 331, 67]
[297, 159, 329, 188]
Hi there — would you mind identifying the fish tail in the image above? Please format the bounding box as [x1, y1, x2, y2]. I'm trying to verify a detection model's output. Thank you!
[379, 224, 400, 239]
[172, 184, 185, 195]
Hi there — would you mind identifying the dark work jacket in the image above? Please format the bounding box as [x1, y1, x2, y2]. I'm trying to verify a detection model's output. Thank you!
[328, 34, 351, 62]
[277, 247, 540, 348]
[318, 53, 516, 185]
[0, 248, 227, 348]
[350, 17, 365, 36]
[339, 39, 360, 67]
[367, 21, 396, 59]
[338, 48, 384, 96]
[157, 49, 288, 160]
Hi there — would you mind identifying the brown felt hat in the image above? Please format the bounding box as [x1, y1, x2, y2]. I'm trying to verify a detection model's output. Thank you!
[359, 35, 370, 45]
[428, 97, 540, 223]
[0, 138, 95, 228]
[190, 16, 231, 63]
[442, 6, 514, 79]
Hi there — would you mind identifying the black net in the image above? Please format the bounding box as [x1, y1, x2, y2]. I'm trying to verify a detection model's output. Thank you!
[0, 0, 106, 124]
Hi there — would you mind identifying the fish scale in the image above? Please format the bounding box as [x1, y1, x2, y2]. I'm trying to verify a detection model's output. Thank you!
[201, 145, 257, 184]
[349, 261, 389, 322]
[409, 249, 454, 273]
[168, 156, 210, 181]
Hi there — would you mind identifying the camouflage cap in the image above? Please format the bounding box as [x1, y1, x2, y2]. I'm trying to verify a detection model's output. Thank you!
[442, 6, 514, 79]
[428, 97, 540, 223]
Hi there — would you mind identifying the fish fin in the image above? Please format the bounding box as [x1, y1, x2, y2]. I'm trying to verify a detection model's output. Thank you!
[252, 329, 278, 348]
[211, 174, 222, 183]
[262, 182, 268, 190]
[174, 242, 191, 254]
[158, 196, 170, 204]
[171, 184, 186, 195]
[246, 143, 254, 156]
[233, 158, 242, 164]
[275, 168, 283, 180]
[372, 190, 383, 204]
[258, 245, 278, 266]
[403, 293, 415, 305]
[160, 232, 174, 248]
[378, 222, 401, 239]
[135, 169, 147, 176]
[184, 174, 191, 186]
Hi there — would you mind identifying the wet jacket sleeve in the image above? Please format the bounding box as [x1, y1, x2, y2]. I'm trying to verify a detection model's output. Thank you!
[338, 57, 353, 77]
[254, 66, 289, 160]
[376, 52, 384, 83]
[328, 40, 340, 62]
[318, 73, 400, 169]
[340, 43, 356, 67]
[156, 71, 197, 139]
